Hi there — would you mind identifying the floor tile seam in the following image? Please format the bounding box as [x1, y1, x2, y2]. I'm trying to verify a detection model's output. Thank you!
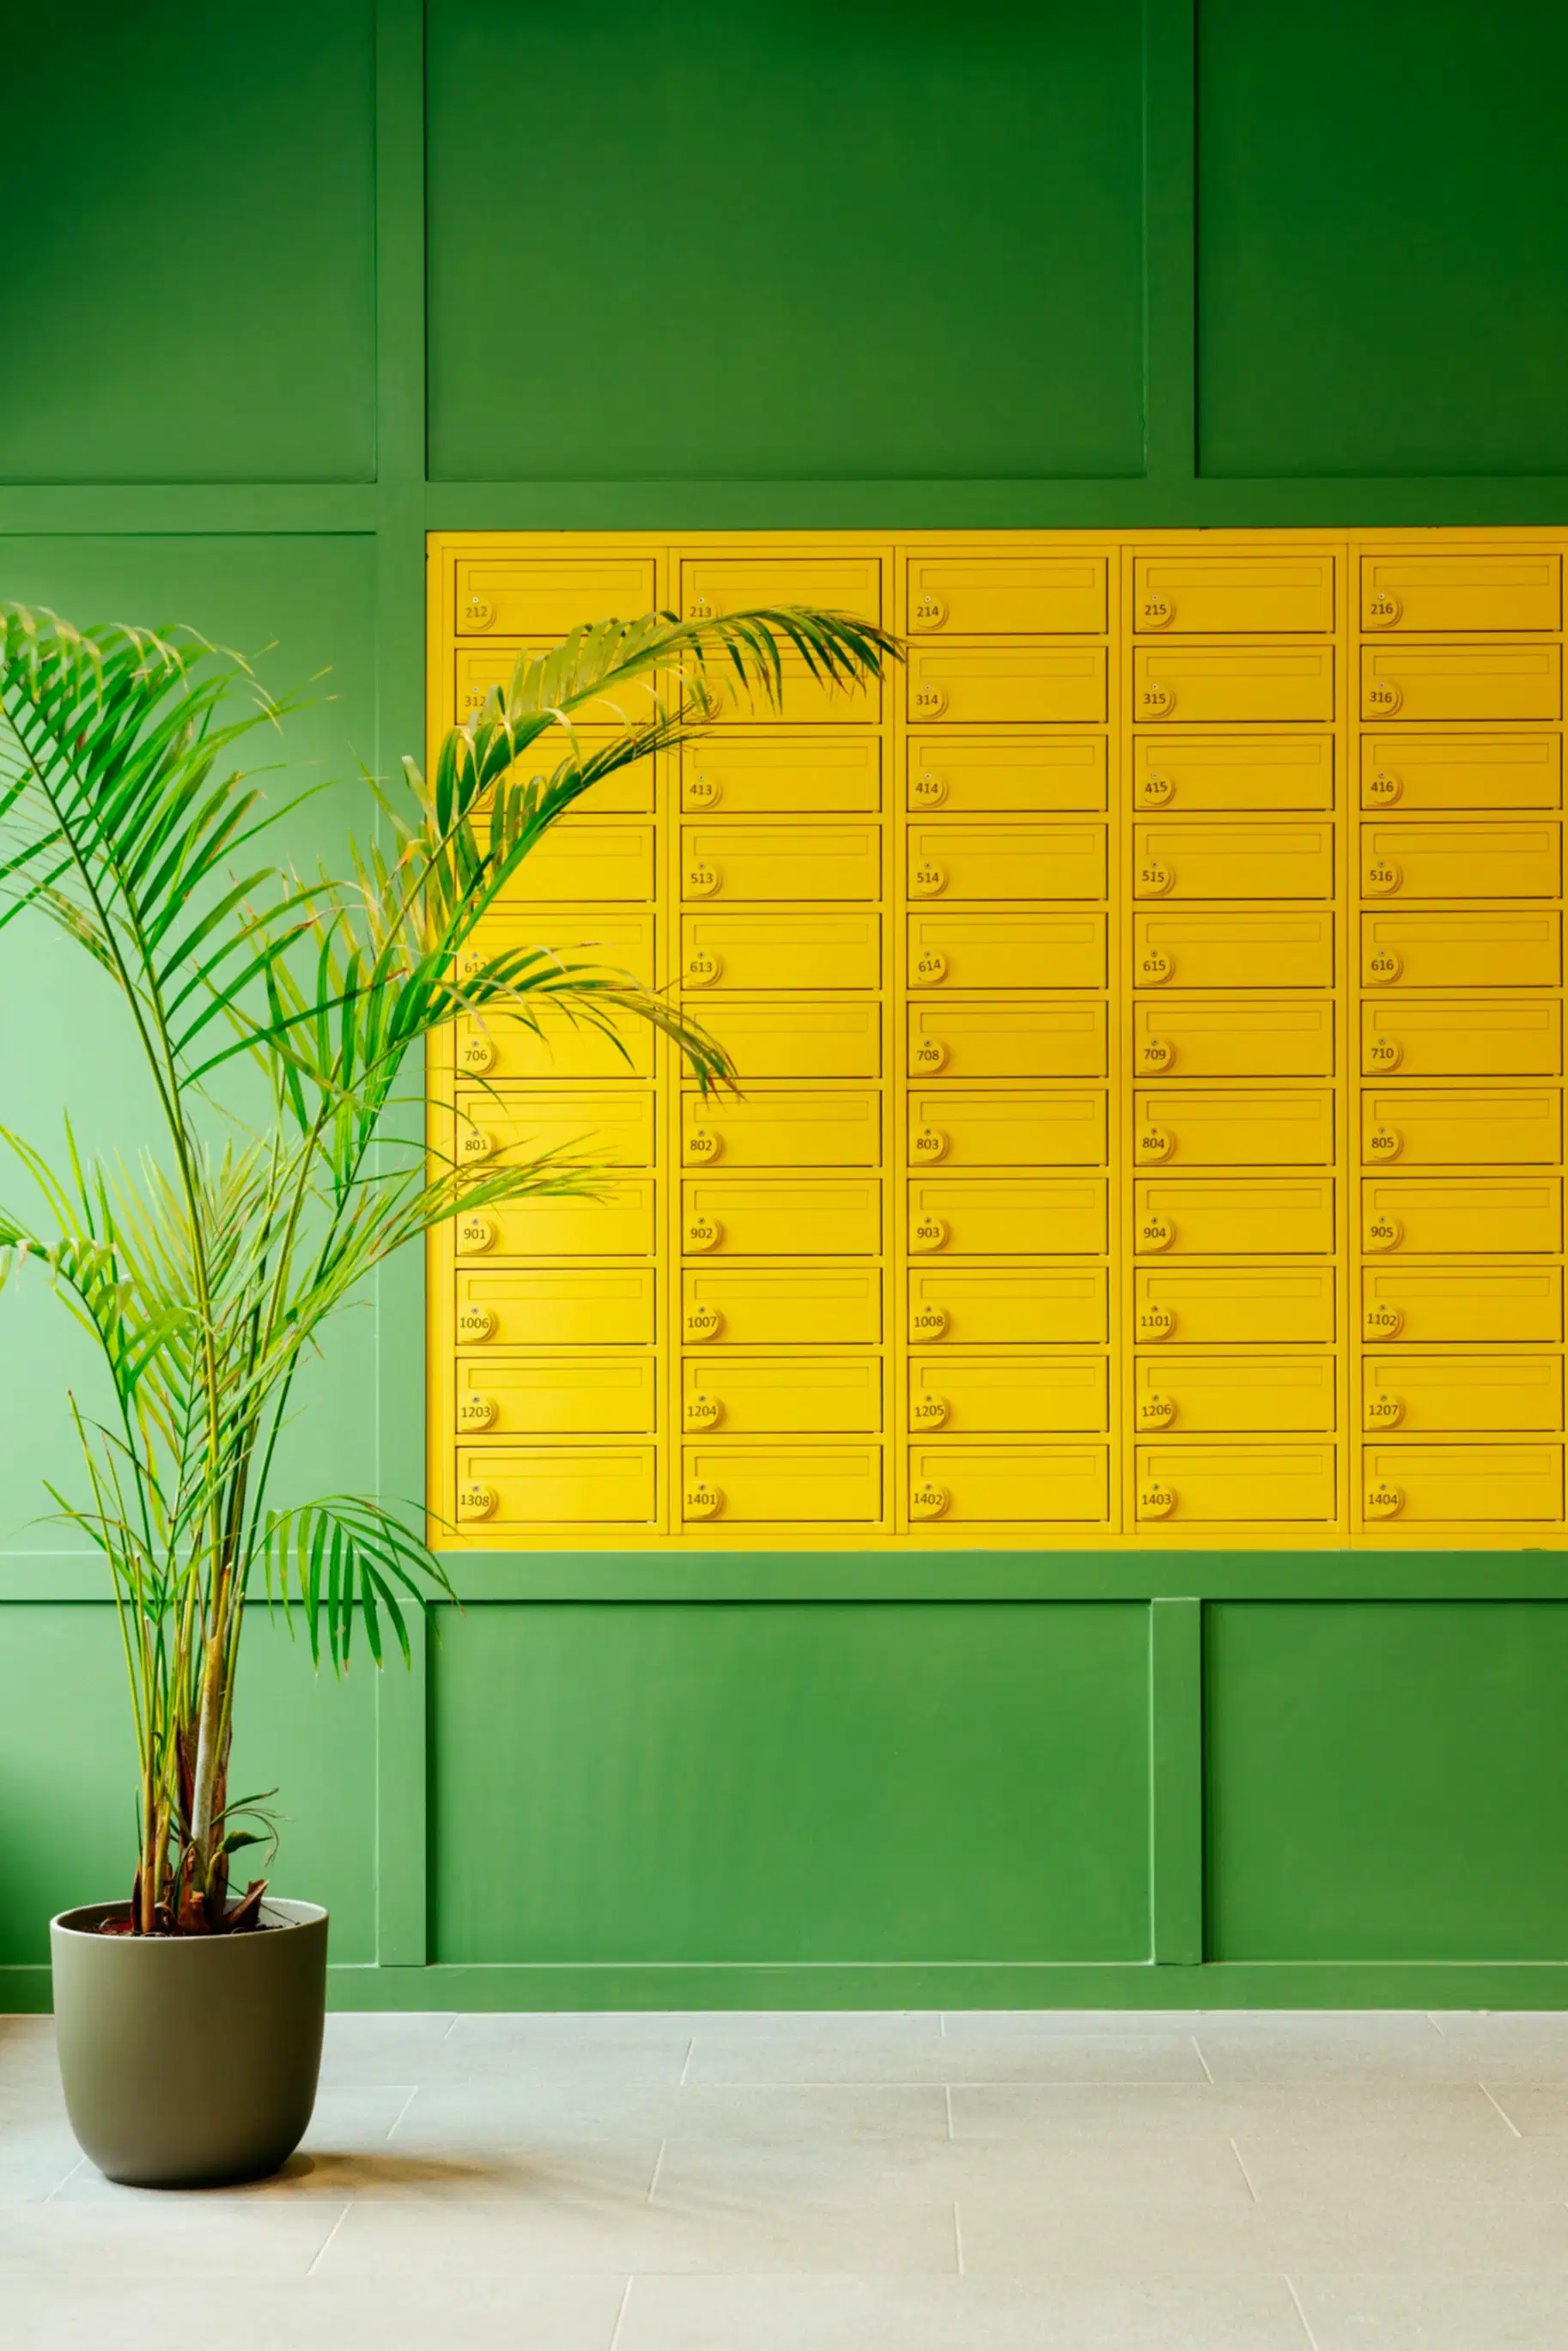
[302, 2203, 354, 2276]
[1283, 2274, 1323, 2349]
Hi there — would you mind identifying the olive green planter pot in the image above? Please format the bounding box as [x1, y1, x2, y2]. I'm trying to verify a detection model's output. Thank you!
[51, 1899, 328, 2188]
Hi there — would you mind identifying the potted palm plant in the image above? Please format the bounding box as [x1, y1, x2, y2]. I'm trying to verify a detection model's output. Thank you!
[0, 600, 891, 2186]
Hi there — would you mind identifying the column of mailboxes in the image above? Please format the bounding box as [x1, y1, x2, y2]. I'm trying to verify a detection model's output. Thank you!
[1124, 552, 1342, 1534]
[1355, 548, 1566, 1534]
[448, 550, 669, 1537]
[675, 551, 891, 1533]
[899, 550, 1115, 1532]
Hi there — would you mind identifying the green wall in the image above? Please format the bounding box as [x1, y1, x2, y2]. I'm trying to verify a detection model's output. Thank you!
[3, 0, 1568, 2010]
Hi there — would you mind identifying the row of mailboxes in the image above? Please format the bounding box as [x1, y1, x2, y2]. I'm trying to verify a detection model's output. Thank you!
[447, 1440, 1567, 1528]
[481, 818, 1564, 904]
[457, 640, 1565, 730]
[454, 1261, 1567, 1350]
[451, 1352, 1568, 1442]
[450, 550, 1563, 641]
[498, 735, 1567, 818]
[453, 1085, 1568, 1170]
[450, 1173, 1568, 1261]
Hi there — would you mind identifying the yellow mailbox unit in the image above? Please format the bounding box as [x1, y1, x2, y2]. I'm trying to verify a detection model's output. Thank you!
[427, 529, 1566, 1548]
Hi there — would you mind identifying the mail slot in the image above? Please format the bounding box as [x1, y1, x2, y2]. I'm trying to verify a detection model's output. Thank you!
[907, 645, 1106, 725]
[1360, 732, 1561, 812]
[909, 1001, 1106, 1079]
[1361, 1264, 1562, 1346]
[681, 1357, 883, 1436]
[708, 1000, 881, 1078]
[1133, 645, 1334, 725]
[455, 1264, 657, 1348]
[1134, 821, 1334, 899]
[909, 1090, 1107, 1168]
[1362, 1355, 1564, 1435]
[909, 1444, 1109, 1524]
[906, 553, 1107, 635]
[908, 912, 1104, 990]
[1361, 644, 1562, 724]
[1361, 1088, 1562, 1167]
[680, 911, 881, 991]
[908, 823, 1106, 901]
[1360, 551, 1562, 634]
[909, 1265, 1107, 1346]
[1133, 734, 1334, 813]
[453, 555, 659, 638]
[1360, 910, 1562, 992]
[1133, 1263, 1336, 1346]
[908, 1176, 1107, 1256]
[454, 1446, 657, 1528]
[452, 1088, 655, 1172]
[1134, 1090, 1334, 1167]
[1360, 999, 1561, 1078]
[1360, 1176, 1562, 1256]
[1359, 1444, 1563, 1527]
[682, 1444, 883, 1525]
[682, 1262, 881, 1346]
[1360, 821, 1560, 897]
[907, 733, 1107, 814]
[1134, 1443, 1337, 1523]
[1131, 1353, 1336, 1436]
[455, 1353, 659, 1437]
[1132, 997, 1334, 1080]
[681, 1178, 880, 1256]
[682, 823, 881, 902]
[1133, 1177, 1334, 1256]
[682, 1090, 881, 1169]
[1133, 908, 1334, 992]
[681, 736, 880, 813]
[909, 1356, 1109, 1435]
[1134, 553, 1335, 635]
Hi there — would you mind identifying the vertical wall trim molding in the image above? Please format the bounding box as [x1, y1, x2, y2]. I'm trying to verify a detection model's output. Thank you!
[1140, 0, 1198, 487]
[373, 0, 433, 1965]
[1149, 1596, 1204, 1963]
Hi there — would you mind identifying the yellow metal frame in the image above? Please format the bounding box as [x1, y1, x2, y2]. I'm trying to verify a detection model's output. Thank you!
[427, 527, 1566, 1550]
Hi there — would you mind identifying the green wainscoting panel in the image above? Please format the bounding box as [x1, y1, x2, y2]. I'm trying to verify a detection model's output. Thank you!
[426, 0, 1146, 483]
[0, 533, 382, 1552]
[0, 1608, 378, 1964]
[0, 2, 375, 483]
[1198, 0, 1568, 479]
[432, 1603, 1152, 1965]
[1206, 1603, 1568, 1963]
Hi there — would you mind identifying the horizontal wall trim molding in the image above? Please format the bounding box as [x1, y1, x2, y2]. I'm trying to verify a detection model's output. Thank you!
[8, 1959, 1568, 2016]
[5, 1558, 1568, 1604]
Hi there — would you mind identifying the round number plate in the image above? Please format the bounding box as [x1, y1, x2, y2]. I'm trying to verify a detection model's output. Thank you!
[910, 1304, 948, 1340]
[910, 1214, 948, 1253]
[1138, 1482, 1176, 1519]
[456, 1212, 497, 1255]
[911, 1392, 949, 1429]
[910, 860, 948, 897]
[457, 1481, 496, 1520]
[909, 773, 948, 808]
[912, 949, 948, 987]
[1136, 1126, 1175, 1163]
[1364, 1481, 1404, 1519]
[684, 1216, 722, 1253]
[684, 950, 722, 987]
[685, 1305, 723, 1342]
[685, 1127, 722, 1163]
[1365, 948, 1401, 986]
[684, 1481, 723, 1520]
[458, 1394, 496, 1431]
[684, 1394, 724, 1430]
[911, 1127, 948, 1163]
[909, 1479, 949, 1520]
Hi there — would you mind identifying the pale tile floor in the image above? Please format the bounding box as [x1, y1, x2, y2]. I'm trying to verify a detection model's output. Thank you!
[8, 2010, 1568, 2346]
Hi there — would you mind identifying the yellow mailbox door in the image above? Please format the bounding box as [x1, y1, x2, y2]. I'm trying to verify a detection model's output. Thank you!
[681, 823, 881, 902]
[1360, 1176, 1562, 1256]
[681, 1357, 883, 1437]
[909, 1090, 1107, 1169]
[455, 1447, 657, 1529]
[1134, 1090, 1335, 1167]
[1133, 821, 1334, 899]
[908, 1176, 1108, 1256]
[681, 1444, 883, 1525]
[1133, 909, 1334, 992]
[680, 910, 881, 992]
[682, 1090, 882, 1169]
[1134, 1443, 1338, 1523]
[909, 1444, 1109, 1524]
[1133, 553, 1335, 635]
[1360, 551, 1562, 633]
[1360, 821, 1561, 898]
[682, 1263, 882, 1347]
[1360, 1000, 1562, 1080]
[1360, 910, 1562, 993]
[908, 733, 1106, 814]
[681, 736, 881, 814]
[453, 554, 659, 638]
[908, 823, 1106, 901]
[1133, 1263, 1336, 1346]
[456, 1354, 659, 1438]
[906, 552, 1108, 635]
[497, 821, 657, 902]
[1360, 732, 1561, 812]
[1361, 1265, 1563, 1346]
[1132, 997, 1335, 1080]
[1133, 734, 1334, 813]
[1360, 1445, 1563, 1527]
[1362, 1355, 1564, 1436]
[1361, 644, 1562, 724]
[907, 645, 1106, 725]
[1361, 1089, 1562, 1167]
[909, 1357, 1109, 1435]
[680, 1178, 881, 1257]
[909, 1001, 1107, 1080]
[1133, 1177, 1334, 1256]
[1131, 1354, 1336, 1436]
[455, 1264, 657, 1349]
[708, 1001, 882, 1079]
[452, 1088, 655, 1173]
[908, 912, 1105, 991]
[1133, 645, 1334, 725]
[909, 1265, 1107, 1346]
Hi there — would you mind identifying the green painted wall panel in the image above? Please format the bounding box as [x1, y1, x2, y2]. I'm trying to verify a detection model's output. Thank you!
[431, 1602, 1152, 1964]
[1206, 1603, 1568, 1962]
[0, 534, 381, 1549]
[1197, 0, 1568, 479]
[0, 3, 375, 483]
[0, 1607, 378, 1964]
[426, 0, 1146, 483]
